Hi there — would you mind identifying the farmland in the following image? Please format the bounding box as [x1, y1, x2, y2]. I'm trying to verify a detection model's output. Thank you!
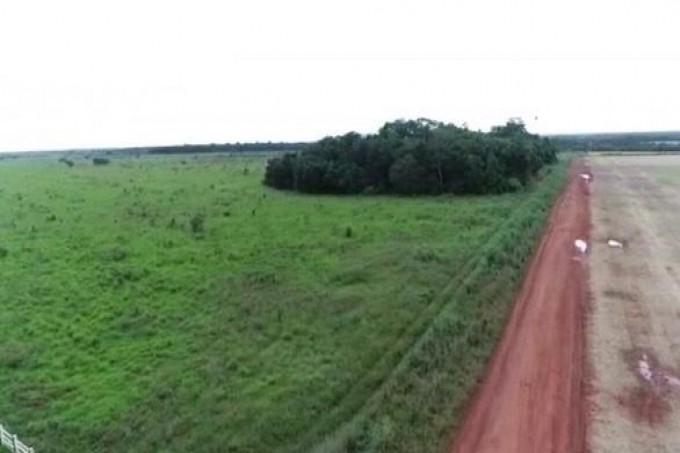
[588, 155, 680, 451]
[0, 154, 566, 452]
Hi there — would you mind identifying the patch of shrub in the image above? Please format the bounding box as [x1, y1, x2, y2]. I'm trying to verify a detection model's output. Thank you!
[0, 342, 31, 369]
[104, 247, 128, 262]
[109, 266, 148, 286]
[331, 268, 369, 286]
[0, 246, 8, 258]
[345, 226, 353, 238]
[58, 157, 74, 168]
[190, 213, 205, 235]
[414, 249, 443, 263]
[245, 271, 278, 286]
[92, 157, 110, 166]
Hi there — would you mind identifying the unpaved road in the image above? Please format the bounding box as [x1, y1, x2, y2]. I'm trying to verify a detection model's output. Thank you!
[588, 155, 680, 452]
[451, 161, 589, 453]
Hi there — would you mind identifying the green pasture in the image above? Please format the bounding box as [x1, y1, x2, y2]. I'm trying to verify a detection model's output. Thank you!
[0, 154, 567, 452]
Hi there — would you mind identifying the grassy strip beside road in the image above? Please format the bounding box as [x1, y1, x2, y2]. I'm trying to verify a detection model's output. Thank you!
[312, 160, 569, 452]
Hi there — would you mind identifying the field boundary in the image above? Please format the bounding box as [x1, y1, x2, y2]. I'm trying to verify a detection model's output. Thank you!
[0, 424, 33, 453]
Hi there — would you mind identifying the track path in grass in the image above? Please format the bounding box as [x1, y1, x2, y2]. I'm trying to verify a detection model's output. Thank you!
[451, 161, 590, 453]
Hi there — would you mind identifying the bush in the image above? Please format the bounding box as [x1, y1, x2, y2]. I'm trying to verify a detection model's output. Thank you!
[93, 158, 110, 166]
[58, 157, 75, 168]
[0, 343, 31, 369]
[190, 214, 205, 235]
[104, 247, 128, 262]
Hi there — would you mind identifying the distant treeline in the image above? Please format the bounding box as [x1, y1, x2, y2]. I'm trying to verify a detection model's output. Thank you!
[0, 142, 308, 160]
[551, 131, 680, 152]
[147, 142, 307, 154]
[263, 119, 557, 195]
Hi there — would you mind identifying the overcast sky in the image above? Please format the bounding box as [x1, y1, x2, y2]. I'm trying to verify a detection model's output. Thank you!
[1, 0, 680, 151]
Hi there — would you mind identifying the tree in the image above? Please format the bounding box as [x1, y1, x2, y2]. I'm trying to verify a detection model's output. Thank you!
[389, 154, 436, 194]
[262, 118, 556, 196]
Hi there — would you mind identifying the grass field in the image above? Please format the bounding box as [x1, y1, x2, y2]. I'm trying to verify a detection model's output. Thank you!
[0, 154, 567, 452]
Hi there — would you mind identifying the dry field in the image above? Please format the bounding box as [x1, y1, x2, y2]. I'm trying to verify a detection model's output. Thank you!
[589, 155, 680, 452]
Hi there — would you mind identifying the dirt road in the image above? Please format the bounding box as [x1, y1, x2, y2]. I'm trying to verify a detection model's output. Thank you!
[451, 161, 590, 453]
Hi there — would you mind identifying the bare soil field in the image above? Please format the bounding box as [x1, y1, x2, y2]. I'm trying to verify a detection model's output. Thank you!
[451, 161, 589, 453]
[588, 155, 680, 452]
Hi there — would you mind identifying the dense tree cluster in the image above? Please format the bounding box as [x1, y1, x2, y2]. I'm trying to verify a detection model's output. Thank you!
[264, 119, 557, 195]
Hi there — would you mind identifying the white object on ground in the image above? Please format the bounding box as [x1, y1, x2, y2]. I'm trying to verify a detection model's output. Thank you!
[579, 173, 591, 181]
[635, 353, 680, 392]
[639, 355, 653, 382]
[574, 239, 588, 254]
[664, 374, 680, 390]
[607, 239, 624, 248]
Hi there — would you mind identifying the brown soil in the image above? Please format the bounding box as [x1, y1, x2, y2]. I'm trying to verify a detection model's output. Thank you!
[451, 161, 590, 453]
[616, 349, 677, 427]
[587, 155, 680, 452]
[616, 387, 671, 427]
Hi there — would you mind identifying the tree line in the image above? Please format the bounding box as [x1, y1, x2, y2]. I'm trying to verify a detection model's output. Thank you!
[263, 119, 557, 195]
[550, 131, 680, 152]
[147, 142, 306, 154]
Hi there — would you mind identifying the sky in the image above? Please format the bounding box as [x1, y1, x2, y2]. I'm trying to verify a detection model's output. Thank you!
[1, 0, 680, 152]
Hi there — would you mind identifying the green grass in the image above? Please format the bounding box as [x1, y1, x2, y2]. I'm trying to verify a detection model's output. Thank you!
[0, 154, 567, 452]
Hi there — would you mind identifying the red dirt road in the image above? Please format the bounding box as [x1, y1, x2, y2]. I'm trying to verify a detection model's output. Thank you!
[451, 162, 590, 453]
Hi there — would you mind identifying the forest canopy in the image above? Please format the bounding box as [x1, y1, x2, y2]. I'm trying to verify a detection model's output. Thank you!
[263, 118, 557, 195]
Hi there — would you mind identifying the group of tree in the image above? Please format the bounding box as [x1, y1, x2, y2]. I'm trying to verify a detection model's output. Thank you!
[263, 118, 557, 195]
[550, 131, 680, 152]
[92, 157, 110, 165]
[147, 142, 306, 155]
